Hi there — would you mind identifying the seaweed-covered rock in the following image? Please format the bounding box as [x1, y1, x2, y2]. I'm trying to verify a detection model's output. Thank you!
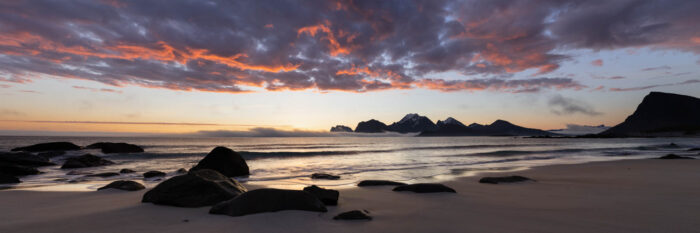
[479, 175, 535, 184]
[209, 188, 327, 217]
[143, 171, 166, 178]
[334, 210, 372, 220]
[86, 142, 144, 154]
[303, 185, 339, 206]
[357, 180, 406, 187]
[191, 147, 249, 177]
[98, 180, 145, 191]
[658, 154, 694, 159]
[311, 173, 340, 180]
[393, 183, 456, 193]
[11, 142, 80, 152]
[142, 169, 247, 207]
[61, 154, 115, 169]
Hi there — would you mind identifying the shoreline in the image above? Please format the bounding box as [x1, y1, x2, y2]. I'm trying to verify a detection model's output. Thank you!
[2, 158, 700, 232]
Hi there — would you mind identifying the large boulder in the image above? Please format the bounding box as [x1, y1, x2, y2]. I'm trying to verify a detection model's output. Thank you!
[86, 142, 144, 154]
[98, 180, 145, 191]
[0, 162, 40, 176]
[142, 169, 247, 207]
[11, 142, 81, 152]
[61, 154, 115, 169]
[357, 180, 406, 187]
[209, 188, 327, 217]
[393, 183, 456, 193]
[143, 171, 166, 178]
[0, 174, 21, 184]
[0, 152, 55, 167]
[479, 175, 535, 184]
[190, 147, 249, 177]
[303, 185, 339, 206]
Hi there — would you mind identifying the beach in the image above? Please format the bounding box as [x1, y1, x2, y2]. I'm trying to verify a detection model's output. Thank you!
[2, 158, 699, 233]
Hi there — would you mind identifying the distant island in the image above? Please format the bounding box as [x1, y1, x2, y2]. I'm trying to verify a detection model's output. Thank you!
[331, 92, 700, 137]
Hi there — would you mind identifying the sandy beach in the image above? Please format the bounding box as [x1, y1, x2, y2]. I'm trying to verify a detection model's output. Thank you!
[1, 158, 699, 233]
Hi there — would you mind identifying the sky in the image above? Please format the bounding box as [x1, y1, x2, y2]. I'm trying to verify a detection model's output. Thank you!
[0, 0, 699, 136]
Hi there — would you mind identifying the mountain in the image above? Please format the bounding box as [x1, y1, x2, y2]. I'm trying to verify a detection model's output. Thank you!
[599, 92, 700, 137]
[354, 119, 389, 133]
[387, 113, 438, 133]
[330, 125, 353, 132]
[420, 119, 556, 136]
[436, 117, 466, 128]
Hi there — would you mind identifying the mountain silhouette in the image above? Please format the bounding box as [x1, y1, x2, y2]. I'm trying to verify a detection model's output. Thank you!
[599, 92, 700, 136]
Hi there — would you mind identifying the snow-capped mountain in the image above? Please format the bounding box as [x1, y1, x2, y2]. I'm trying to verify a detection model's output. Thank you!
[387, 113, 438, 133]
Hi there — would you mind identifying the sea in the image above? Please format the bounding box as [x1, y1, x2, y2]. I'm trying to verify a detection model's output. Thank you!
[1, 136, 698, 191]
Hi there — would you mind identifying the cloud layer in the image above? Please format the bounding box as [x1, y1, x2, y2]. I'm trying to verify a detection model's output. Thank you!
[0, 0, 698, 93]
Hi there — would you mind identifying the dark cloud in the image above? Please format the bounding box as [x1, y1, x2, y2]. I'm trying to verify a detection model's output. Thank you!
[548, 124, 609, 135]
[609, 79, 700, 91]
[548, 94, 602, 116]
[0, 0, 698, 93]
[641, 65, 672, 71]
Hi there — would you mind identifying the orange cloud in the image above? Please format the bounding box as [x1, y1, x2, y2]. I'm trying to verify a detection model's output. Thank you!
[298, 21, 355, 56]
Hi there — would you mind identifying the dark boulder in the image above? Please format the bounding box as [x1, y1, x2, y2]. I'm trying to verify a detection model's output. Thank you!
[479, 175, 535, 184]
[143, 171, 166, 178]
[190, 147, 250, 177]
[61, 154, 115, 169]
[393, 183, 456, 193]
[0, 162, 40, 176]
[98, 180, 145, 191]
[86, 172, 120, 177]
[209, 188, 327, 217]
[658, 154, 694, 159]
[358, 180, 406, 187]
[334, 210, 372, 220]
[86, 142, 144, 154]
[142, 169, 247, 207]
[0, 174, 21, 184]
[11, 142, 80, 152]
[311, 173, 340, 180]
[303, 185, 339, 206]
[176, 168, 188, 174]
[0, 152, 55, 167]
[119, 168, 136, 174]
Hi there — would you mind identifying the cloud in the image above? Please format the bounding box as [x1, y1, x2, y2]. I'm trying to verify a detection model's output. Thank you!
[72, 85, 123, 93]
[0, 0, 698, 93]
[609, 79, 700, 91]
[591, 59, 603, 66]
[548, 94, 602, 116]
[548, 124, 609, 135]
[641, 65, 672, 71]
[591, 75, 625, 80]
[0, 109, 24, 117]
[0, 120, 285, 127]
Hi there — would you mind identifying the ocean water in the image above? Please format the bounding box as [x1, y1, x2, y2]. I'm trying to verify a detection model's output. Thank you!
[1, 136, 698, 191]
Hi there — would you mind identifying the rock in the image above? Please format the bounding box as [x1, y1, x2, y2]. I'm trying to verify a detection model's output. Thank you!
[354, 119, 389, 133]
[0, 152, 55, 167]
[98, 180, 145, 191]
[0, 174, 20, 184]
[303, 185, 339, 206]
[311, 173, 340, 180]
[142, 169, 247, 207]
[0, 162, 40, 176]
[190, 147, 250, 177]
[86, 172, 120, 177]
[85, 142, 144, 154]
[143, 171, 166, 178]
[176, 168, 188, 174]
[11, 142, 81, 152]
[479, 175, 535, 184]
[658, 154, 694, 159]
[61, 154, 115, 169]
[393, 183, 456, 193]
[599, 92, 700, 137]
[37, 151, 66, 158]
[119, 168, 136, 173]
[209, 188, 327, 217]
[330, 125, 353, 132]
[334, 210, 372, 220]
[357, 180, 407, 187]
